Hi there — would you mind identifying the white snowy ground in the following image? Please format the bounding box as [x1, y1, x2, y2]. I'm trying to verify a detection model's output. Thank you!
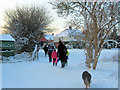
[1, 48, 119, 88]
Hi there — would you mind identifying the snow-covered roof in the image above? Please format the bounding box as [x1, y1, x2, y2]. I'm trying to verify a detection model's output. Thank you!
[63, 39, 77, 42]
[55, 28, 83, 37]
[44, 35, 54, 40]
[0, 34, 15, 41]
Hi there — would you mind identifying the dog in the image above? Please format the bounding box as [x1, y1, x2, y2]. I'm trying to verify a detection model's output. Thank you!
[82, 71, 92, 88]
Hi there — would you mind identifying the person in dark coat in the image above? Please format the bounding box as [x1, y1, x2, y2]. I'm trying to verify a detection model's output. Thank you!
[57, 40, 67, 68]
[48, 45, 54, 62]
[43, 44, 48, 57]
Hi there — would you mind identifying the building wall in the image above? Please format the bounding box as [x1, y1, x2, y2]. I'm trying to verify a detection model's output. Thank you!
[0, 41, 15, 57]
[54, 36, 77, 42]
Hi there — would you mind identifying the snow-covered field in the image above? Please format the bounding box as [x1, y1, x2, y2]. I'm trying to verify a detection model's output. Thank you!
[0, 48, 119, 88]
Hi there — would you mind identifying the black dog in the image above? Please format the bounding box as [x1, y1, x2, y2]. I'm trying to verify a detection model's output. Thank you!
[82, 71, 92, 88]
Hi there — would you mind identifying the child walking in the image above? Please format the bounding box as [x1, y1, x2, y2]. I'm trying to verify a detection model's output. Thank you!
[65, 50, 69, 65]
[51, 49, 58, 66]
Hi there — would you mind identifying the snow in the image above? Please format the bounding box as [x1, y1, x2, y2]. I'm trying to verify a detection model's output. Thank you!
[0, 34, 15, 41]
[55, 29, 82, 37]
[1, 48, 118, 88]
[55, 29, 70, 37]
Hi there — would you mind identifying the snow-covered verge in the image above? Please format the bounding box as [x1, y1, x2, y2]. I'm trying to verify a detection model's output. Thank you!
[0, 48, 119, 88]
[2, 52, 31, 63]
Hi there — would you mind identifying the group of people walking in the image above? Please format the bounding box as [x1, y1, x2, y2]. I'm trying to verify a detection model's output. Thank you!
[43, 40, 69, 68]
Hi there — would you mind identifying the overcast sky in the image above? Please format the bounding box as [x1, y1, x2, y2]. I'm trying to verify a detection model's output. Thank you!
[0, 0, 68, 34]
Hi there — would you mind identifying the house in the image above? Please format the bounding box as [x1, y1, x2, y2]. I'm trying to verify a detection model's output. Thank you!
[0, 34, 15, 57]
[39, 34, 54, 47]
[54, 26, 85, 48]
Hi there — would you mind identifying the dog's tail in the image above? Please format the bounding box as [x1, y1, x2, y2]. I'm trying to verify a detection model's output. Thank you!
[85, 77, 89, 87]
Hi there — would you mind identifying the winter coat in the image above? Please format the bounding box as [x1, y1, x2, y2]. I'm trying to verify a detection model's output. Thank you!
[51, 51, 57, 59]
[66, 50, 69, 56]
[43, 45, 48, 52]
[48, 46, 54, 55]
[58, 42, 67, 62]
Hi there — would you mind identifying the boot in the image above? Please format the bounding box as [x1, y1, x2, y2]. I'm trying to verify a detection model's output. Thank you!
[53, 62, 55, 66]
[61, 62, 65, 68]
[65, 61, 68, 66]
[61, 64, 65, 68]
[49, 57, 51, 62]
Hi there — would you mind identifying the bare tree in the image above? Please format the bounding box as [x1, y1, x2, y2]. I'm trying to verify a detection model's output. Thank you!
[50, 2, 120, 70]
[3, 5, 53, 53]
[65, 15, 84, 30]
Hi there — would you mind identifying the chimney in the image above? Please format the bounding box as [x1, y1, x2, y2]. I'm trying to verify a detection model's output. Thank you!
[52, 33, 54, 36]
[69, 26, 72, 30]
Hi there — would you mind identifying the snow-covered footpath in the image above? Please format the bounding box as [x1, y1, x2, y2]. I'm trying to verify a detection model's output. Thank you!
[0, 49, 119, 88]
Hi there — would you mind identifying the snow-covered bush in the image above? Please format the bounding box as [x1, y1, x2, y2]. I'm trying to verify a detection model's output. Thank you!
[3, 5, 52, 53]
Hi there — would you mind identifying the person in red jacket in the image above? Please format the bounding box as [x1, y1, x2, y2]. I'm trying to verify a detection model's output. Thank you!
[51, 49, 58, 66]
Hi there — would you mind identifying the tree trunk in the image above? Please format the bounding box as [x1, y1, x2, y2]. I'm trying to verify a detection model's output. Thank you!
[85, 43, 94, 68]
[86, 52, 91, 68]
[92, 19, 98, 70]
[93, 56, 99, 70]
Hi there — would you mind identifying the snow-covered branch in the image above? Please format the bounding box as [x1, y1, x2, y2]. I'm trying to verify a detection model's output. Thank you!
[32, 45, 38, 61]
[77, 2, 93, 17]
[102, 21, 119, 41]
